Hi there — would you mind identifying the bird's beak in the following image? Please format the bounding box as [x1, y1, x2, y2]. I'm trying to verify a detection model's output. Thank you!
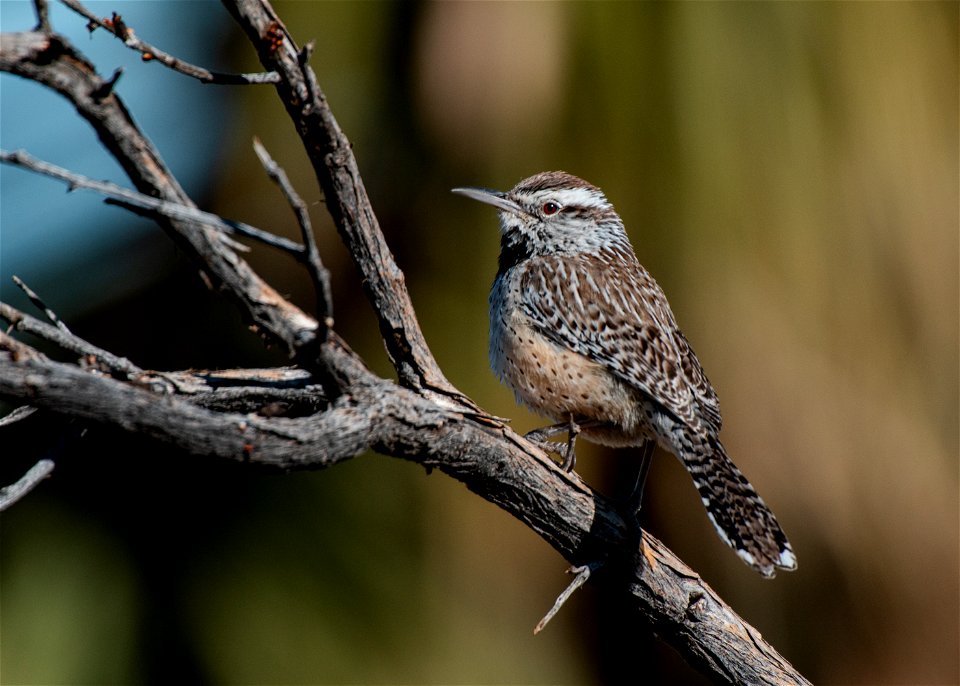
[451, 186, 525, 215]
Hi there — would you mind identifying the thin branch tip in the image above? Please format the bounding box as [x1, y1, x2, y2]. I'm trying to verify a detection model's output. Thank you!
[60, 0, 279, 85]
[534, 563, 599, 635]
[0, 405, 38, 427]
[0, 149, 302, 254]
[249, 137, 334, 327]
[0, 459, 55, 512]
[12, 275, 71, 333]
[1, 300, 141, 376]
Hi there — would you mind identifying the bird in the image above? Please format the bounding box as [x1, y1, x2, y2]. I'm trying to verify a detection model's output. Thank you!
[452, 171, 796, 578]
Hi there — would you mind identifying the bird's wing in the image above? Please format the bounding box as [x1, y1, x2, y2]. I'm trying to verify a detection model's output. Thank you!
[672, 327, 722, 431]
[519, 252, 722, 432]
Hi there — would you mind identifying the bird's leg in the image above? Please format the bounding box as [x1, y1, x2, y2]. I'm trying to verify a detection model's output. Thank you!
[627, 440, 657, 570]
[627, 440, 655, 516]
[560, 414, 581, 471]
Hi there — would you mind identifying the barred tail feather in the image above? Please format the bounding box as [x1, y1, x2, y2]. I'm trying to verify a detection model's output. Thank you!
[680, 435, 796, 577]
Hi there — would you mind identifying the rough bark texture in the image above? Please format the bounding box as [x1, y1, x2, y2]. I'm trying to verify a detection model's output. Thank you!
[0, 3, 809, 684]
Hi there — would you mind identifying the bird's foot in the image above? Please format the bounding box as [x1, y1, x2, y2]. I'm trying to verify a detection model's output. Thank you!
[524, 415, 583, 472]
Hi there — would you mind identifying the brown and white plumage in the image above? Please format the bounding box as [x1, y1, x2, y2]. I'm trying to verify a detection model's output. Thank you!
[453, 171, 796, 577]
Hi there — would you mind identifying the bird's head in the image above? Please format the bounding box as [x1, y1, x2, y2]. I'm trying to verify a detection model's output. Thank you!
[453, 171, 630, 271]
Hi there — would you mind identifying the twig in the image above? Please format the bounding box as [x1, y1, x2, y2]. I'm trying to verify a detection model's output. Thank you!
[102, 199, 247, 254]
[0, 405, 38, 427]
[0, 459, 55, 511]
[252, 137, 334, 331]
[0, 301, 142, 376]
[32, 0, 50, 32]
[0, 149, 304, 255]
[534, 563, 601, 634]
[11, 275, 71, 333]
[59, 0, 280, 85]
[297, 42, 317, 107]
[0, 330, 45, 361]
[91, 66, 122, 99]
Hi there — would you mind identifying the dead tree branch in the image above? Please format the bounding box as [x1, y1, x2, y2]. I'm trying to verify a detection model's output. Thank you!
[59, 0, 280, 85]
[0, 458, 55, 512]
[0, 2, 809, 683]
[251, 137, 334, 329]
[1, 301, 141, 377]
[0, 149, 304, 256]
[11, 274, 72, 333]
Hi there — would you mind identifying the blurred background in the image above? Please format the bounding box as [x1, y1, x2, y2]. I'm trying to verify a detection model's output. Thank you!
[1, 1, 957, 684]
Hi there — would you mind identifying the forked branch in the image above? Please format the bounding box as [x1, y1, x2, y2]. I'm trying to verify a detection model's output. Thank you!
[59, 0, 280, 85]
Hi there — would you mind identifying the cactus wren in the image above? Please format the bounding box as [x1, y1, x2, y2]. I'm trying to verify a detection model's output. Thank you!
[452, 171, 796, 577]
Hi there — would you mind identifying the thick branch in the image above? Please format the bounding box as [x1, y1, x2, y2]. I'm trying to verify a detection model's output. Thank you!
[0, 344, 808, 684]
[0, 351, 367, 469]
[222, 1, 477, 410]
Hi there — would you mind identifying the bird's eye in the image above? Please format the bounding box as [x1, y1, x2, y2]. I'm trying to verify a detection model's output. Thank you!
[542, 201, 561, 216]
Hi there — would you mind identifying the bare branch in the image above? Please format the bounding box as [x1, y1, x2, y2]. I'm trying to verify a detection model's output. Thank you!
[11, 275, 71, 333]
[0, 405, 38, 427]
[0, 31, 319, 360]
[222, 1, 482, 411]
[59, 0, 280, 85]
[1, 301, 141, 376]
[0, 459, 55, 511]
[252, 137, 334, 331]
[0, 351, 368, 469]
[0, 331, 45, 361]
[534, 563, 599, 635]
[32, 0, 50, 32]
[0, 149, 304, 255]
[143, 367, 329, 415]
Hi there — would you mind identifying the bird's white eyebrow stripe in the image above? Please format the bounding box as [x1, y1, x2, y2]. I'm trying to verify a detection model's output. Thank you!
[541, 187, 609, 210]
